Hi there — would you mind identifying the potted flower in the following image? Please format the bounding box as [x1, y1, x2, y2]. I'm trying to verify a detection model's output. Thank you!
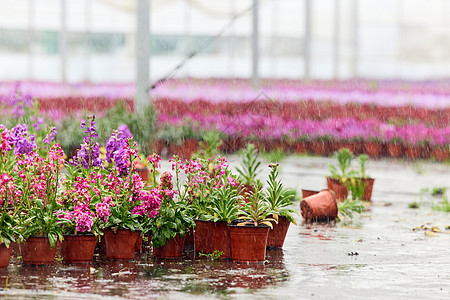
[236, 143, 262, 202]
[383, 126, 404, 158]
[228, 180, 276, 262]
[326, 148, 358, 200]
[147, 154, 194, 258]
[201, 169, 242, 259]
[263, 164, 297, 248]
[16, 144, 68, 265]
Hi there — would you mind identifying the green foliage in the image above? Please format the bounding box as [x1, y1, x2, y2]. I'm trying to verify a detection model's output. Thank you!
[432, 193, 450, 212]
[198, 250, 223, 260]
[194, 131, 223, 159]
[337, 199, 364, 221]
[206, 184, 242, 223]
[408, 201, 421, 209]
[237, 181, 276, 228]
[328, 148, 358, 181]
[236, 144, 262, 186]
[0, 209, 20, 248]
[19, 199, 67, 249]
[347, 178, 366, 200]
[263, 164, 297, 224]
[358, 154, 370, 178]
[261, 148, 286, 164]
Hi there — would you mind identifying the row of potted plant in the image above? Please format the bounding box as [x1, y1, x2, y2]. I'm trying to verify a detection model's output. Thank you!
[0, 117, 298, 266]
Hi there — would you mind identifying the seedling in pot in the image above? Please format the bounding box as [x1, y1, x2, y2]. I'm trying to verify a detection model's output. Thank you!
[236, 143, 262, 187]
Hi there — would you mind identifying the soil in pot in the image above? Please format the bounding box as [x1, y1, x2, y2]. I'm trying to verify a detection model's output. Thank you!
[300, 189, 338, 222]
[228, 224, 270, 262]
[153, 234, 186, 259]
[326, 177, 348, 200]
[0, 243, 13, 269]
[267, 215, 291, 248]
[21, 236, 57, 265]
[61, 234, 97, 263]
[104, 228, 138, 260]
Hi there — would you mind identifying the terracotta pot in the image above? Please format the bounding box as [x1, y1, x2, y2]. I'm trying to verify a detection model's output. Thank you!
[294, 140, 309, 154]
[387, 142, 404, 158]
[153, 234, 186, 259]
[311, 140, 333, 156]
[104, 228, 138, 260]
[338, 141, 363, 155]
[267, 215, 290, 248]
[135, 233, 143, 253]
[21, 236, 57, 265]
[405, 145, 423, 160]
[364, 141, 383, 158]
[302, 189, 319, 199]
[228, 224, 270, 262]
[135, 162, 149, 183]
[211, 221, 231, 259]
[0, 243, 13, 269]
[220, 137, 245, 153]
[360, 178, 375, 201]
[194, 219, 214, 254]
[326, 177, 348, 200]
[432, 147, 449, 161]
[300, 189, 338, 222]
[183, 226, 195, 253]
[61, 234, 97, 263]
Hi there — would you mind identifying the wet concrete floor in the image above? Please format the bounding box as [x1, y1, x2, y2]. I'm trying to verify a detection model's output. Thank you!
[0, 156, 449, 299]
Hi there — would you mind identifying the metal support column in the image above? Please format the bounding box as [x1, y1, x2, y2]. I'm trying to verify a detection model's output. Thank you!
[136, 0, 150, 111]
[333, 0, 340, 79]
[252, 0, 260, 88]
[351, 0, 358, 78]
[60, 0, 67, 82]
[28, 0, 35, 80]
[84, 0, 92, 82]
[304, 0, 311, 80]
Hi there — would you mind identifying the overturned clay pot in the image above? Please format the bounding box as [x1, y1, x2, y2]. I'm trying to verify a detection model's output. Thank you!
[300, 189, 338, 222]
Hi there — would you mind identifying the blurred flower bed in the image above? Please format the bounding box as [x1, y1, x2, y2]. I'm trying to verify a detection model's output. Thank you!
[0, 79, 448, 160]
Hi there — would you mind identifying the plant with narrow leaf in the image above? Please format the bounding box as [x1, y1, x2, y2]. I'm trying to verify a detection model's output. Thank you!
[328, 148, 358, 183]
[337, 199, 364, 221]
[238, 180, 276, 228]
[263, 164, 297, 224]
[236, 143, 262, 186]
[206, 182, 242, 223]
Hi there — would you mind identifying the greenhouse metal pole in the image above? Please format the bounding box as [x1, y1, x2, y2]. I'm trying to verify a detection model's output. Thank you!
[84, 0, 92, 82]
[351, 0, 358, 78]
[60, 0, 67, 82]
[333, 0, 340, 79]
[252, 0, 260, 88]
[304, 0, 311, 80]
[28, 0, 35, 80]
[136, 0, 150, 111]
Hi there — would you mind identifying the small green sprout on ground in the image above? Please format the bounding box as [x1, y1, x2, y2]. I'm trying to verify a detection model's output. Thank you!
[261, 148, 286, 164]
[198, 250, 223, 260]
[408, 201, 421, 209]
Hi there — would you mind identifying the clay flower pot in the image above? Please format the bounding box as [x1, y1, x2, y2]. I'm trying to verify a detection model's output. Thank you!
[302, 189, 319, 199]
[294, 140, 309, 154]
[405, 145, 423, 160]
[338, 141, 363, 155]
[364, 141, 383, 158]
[183, 226, 195, 253]
[360, 178, 375, 201]
[0, 243, 13, 269]
[326, 177, 348, 200]
[387, 142, 404, 158]
[228, 224, 270, 262]
[21, 236, 57, 265]
[300, 189, 338, 222]
[432, 146, 449, 161]
[194, 219, 214, 254]
[153, 234, 186, 259]
[210, 221, 231, 259]
[135, 233, 143, 253]
[61, 234, 97, 263]
[104, 228, 138, 260]
[267, 215, 291, 248]
[311, 140, 333, 156]
[135, 162, 149, 183]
